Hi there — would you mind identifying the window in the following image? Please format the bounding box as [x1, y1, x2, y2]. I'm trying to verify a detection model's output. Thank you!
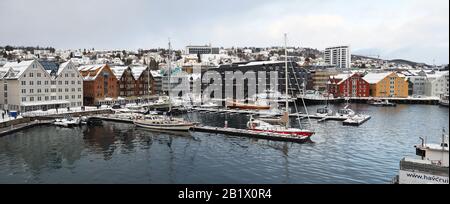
[30, 97, 34, 101]
[37, 73, 41, 77]
[72, 88, 75, 92]
[21, 89, 26, 93]
[29, 81, 34, 85]
[72, 95, 75, 99]
[78, 88, 82, 92]
[29, 89, 34, 93]
[30, 73, 34, 77]
[37, 81, 41, 85]
[51, 96, 56, 100]
[78, 95, 81, 99]
[58, 96, 62, 100]
[65, 81, 69, 85]
[21, 81, 26, 85]
[37, 96, 41, 101]
[71, 81, 75, 85]
[58, 81, 62, 85]
[65, 88, 69, 92]
[71, 73, 75, 77]
[65, 73, 68, 77]
[78, 81, 81, 85]
[44, 81, 48, 85]
[51, 81, 56, 85]
[45, 89, 48, 93]
[22, 97, 26, 102]
[65, 95, 69, 99]
[58, 88, 62, 92]
[37, 89, 41, 93]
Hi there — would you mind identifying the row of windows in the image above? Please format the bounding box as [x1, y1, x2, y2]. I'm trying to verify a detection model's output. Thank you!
[22, 95, 82, 102]
[21, 80, 82, 86]
[23, 72, 78, 78]
[21, 88, 82, 93]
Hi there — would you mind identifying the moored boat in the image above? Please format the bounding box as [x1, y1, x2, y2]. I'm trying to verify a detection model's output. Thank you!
[392, 129, 449, 184]
[368, 99, 397, 107]
[134, 115, 195, 131]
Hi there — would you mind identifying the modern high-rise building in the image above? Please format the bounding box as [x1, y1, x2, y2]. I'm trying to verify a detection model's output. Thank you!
[324, 46, 351, 69]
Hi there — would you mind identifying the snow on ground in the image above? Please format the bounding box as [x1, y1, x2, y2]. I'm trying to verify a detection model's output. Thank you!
[21, 106, 111, 117]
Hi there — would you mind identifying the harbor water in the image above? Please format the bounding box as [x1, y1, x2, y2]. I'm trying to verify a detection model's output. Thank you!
[0, 104, 448, 184]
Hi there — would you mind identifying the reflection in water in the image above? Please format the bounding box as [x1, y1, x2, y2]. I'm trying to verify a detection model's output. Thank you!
[0, 104, 448, 184]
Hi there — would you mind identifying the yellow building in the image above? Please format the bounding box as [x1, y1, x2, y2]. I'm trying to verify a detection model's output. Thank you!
[363, 72, 409, 98]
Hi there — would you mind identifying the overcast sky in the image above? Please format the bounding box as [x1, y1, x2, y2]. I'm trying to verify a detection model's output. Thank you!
[0, 0, 448, 64]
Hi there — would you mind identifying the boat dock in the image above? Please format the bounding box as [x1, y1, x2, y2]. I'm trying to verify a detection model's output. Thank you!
[188, 107, 371, 126]
[343, 115, 372, 126]
[89, 115, 134, 124]
[190, 126, 312, 143]
[0, 120, 53, 137]
[297, 96, 440, 105]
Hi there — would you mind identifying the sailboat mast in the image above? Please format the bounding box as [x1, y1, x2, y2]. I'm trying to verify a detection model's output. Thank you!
[168, 39, 172, 112]
[284, 33, 289, 128]
[284, 33, 288, 113]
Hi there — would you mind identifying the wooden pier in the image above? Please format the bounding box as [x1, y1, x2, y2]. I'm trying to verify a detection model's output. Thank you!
[190, 126, 312, 143]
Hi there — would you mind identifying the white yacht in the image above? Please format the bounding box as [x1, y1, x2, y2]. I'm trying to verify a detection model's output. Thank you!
[134, 115, 195, 131]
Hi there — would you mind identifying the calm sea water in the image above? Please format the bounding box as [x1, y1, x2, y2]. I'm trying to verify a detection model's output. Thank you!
[0, 104, 448, 184]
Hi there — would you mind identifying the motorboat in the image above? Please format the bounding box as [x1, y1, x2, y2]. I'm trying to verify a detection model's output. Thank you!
[316, 106, 334, 117]
[337, 105, 356, 118]
[54, 117, 81, 127]
[368, 99, 397, 107]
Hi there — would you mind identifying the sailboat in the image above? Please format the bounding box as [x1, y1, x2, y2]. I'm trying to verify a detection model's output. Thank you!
[134, 39, 196, 131]
[247, 34, 315, 138]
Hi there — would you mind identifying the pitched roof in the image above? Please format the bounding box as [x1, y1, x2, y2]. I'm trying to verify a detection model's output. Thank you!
[363, 72, 393, 84]
[38, 60, 59, 75]
[0, 60, 35, 79]
[110, 66, 129, 80]
[130, 66, 147, 79]
[78, 64, 109, 81]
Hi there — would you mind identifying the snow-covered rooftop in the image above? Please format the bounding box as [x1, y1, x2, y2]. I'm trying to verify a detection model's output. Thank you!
[110, 66, 128, 80]
[1, 60, 35, 79]
[363, 72, 393, 84]
[130, 66, 147, 79]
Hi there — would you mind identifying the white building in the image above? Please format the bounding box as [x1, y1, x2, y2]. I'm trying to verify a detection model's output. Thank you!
[185, 45, 220, 55]
[324, 46, 351, 69]
[404, 70, 428, 96]
[0, 60, 83, 112]
[425, 71, 449, 98]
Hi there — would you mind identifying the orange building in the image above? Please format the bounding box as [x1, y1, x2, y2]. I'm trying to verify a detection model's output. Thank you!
[78, 64, 119, 106]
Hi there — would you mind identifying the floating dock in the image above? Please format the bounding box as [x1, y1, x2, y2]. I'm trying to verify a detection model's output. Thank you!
[342, 115, 372, 126]
[188, 107, 371, 126]
[190, 126, 312, 143]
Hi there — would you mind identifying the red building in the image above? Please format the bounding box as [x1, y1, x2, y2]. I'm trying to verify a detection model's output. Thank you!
[328, 73, 370, 97]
